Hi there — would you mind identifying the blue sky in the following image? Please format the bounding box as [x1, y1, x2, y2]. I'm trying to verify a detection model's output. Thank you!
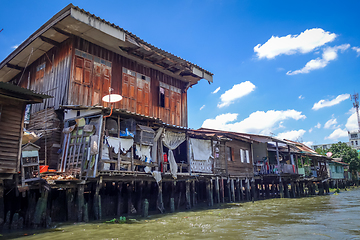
[1, 0, 359, 146]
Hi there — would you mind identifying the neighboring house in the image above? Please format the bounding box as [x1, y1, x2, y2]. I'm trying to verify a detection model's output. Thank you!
[327, 159, 347, 180]
[348, 130, 360, 150]
[193, 128, 254, 179]
[288, 140, 330, 180]
[0, 82, 50, 179]
[0, 4, 213, 174]
[312, 142, 351, 151]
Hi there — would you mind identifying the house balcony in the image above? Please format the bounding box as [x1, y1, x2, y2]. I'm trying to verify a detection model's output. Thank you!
[254, 163, 297, 176]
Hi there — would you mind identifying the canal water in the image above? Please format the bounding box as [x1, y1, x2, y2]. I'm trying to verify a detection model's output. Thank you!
[7, 188, 360, 240]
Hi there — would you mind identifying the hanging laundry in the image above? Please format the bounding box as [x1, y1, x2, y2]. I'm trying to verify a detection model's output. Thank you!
[119, 138, 134, 153]
[106, 137, 121, 154]
[135, 144, 151, 162]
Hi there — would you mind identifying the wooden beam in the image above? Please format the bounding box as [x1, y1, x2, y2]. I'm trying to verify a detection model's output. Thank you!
[5, 63, 23, 71]
[39, 36, 61, 47]
[52, 27, 72, 37]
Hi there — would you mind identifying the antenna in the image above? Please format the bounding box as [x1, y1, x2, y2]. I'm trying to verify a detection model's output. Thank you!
[350, 93, 360, 131]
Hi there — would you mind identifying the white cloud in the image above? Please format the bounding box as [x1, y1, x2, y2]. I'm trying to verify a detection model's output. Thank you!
[325, 128, 348, 140]
[254, 28, 337, 59]
[11, 45, 19, 49]
[298, 95, 304, 99]
[218, 81, 255, 108]
[287, 44, 350, 75]
[312, 94, 350, 110]
[200, 105, 205, 111]
[309, 128, 313, 133]
[324, 117, 338, 129]
[345, 112, 359, 131]
[315, 122, 321, 128]
[277, 129, 306, 141]
[303, 141, 314, 147]
[202, 109, 306, 135]
[212, 87, 220, 94]
[352, 46, 360, 57]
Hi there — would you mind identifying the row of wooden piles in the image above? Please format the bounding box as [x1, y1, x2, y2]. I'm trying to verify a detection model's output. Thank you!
[0, 177, 357, 230]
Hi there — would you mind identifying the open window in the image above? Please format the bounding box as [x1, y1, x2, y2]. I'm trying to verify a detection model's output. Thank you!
[159, 87, 165, 107]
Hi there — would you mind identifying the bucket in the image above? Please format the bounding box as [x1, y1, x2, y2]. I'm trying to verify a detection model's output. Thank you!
[40, 165, 49, 173]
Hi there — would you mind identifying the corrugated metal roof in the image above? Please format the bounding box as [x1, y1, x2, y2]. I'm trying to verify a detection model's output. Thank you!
[0, 82, 52, 101]
[70, 4, 213, 76]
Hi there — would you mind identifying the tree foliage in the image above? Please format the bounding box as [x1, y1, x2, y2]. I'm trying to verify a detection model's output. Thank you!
[328, 142, 360, 172]
[315, 147, 327, 156]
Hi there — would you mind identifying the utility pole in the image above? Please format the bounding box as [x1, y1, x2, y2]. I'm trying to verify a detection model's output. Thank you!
[350, 93, 360, 131]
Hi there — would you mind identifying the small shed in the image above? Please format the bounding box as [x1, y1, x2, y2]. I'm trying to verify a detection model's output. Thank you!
[21, 143, 41, 184]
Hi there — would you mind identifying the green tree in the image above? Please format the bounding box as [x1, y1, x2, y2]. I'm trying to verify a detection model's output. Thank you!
[328, 142, 360, 173]
[315, 147, 327, 156]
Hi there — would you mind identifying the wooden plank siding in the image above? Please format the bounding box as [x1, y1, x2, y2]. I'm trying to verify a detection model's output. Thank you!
[0, 98, 25, 173]
[15, 36, 189, 127]
[72, 37, 188, 127]
[225, 140, 253, 178]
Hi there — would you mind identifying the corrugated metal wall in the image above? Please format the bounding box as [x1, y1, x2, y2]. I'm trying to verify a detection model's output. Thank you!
[18, 39, 72, 113]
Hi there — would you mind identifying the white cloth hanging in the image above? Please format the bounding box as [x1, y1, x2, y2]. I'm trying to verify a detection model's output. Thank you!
[152, 128, 164, 165]
[135, 144, 151, 161]
[119, 138, 134, 153]
[106, 137, 121, 154]
[162, 131, 186, 179]
[189, 138, 212, 161]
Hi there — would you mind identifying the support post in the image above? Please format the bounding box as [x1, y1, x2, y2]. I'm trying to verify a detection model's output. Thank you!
[192, 180, 197, 207]
[0, 181, 4, 225]
[236, 178, 241, 202]
[77, 184, 85, 222]
[230, 179, 235, 203]
[94, 180, 101, 220]
[221, 178, 225, 203]
[157, 182, 164, 213]
[137, 181, 144, 215]
[215, 177, 220, 204]
[66, 189, 74, 221]
[186, 180, 191, 209]
[240, 179, 244, 201]
[127, 181, 134, 215]
[246, 178, 251, 201]
[251, 179, 256, 201]
[265, 183, 270, 199]
[143, 199, 149, 217]
[117, 182, 123, 216]
[279, 182, 284, 198]
[210, 179, 214, 206]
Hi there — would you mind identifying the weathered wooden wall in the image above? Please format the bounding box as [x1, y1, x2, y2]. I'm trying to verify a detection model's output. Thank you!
[72, 37, 188, 127]
[225, 140, 253, 178]
[0, 97, 25, 173]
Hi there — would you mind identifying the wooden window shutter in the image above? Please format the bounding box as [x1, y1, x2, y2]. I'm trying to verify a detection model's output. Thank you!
[75, 56, 83, 82]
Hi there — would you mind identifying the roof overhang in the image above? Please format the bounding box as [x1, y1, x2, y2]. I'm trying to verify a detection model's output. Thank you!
[0, 4, 213, 86]
[0, 82, 52, 103]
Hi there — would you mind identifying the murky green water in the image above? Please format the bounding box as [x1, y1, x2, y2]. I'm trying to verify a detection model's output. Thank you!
[8, 188, 360, 240]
